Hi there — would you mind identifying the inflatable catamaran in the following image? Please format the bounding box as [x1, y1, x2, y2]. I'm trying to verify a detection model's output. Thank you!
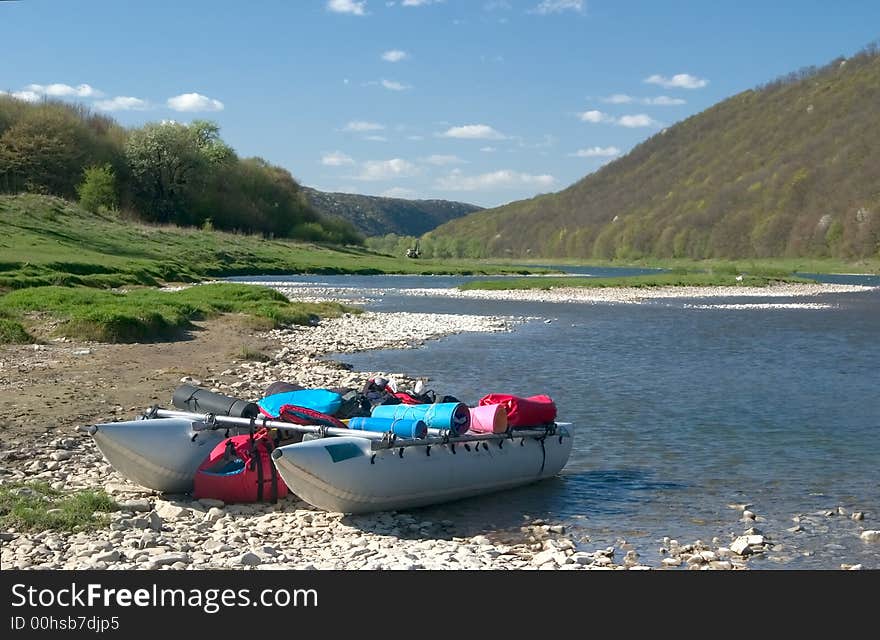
[83, 386, 573, 514]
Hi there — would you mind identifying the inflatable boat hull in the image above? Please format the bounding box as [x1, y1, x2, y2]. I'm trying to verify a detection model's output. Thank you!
[90, 418, 229, 493]
[272, 426, 572, 514]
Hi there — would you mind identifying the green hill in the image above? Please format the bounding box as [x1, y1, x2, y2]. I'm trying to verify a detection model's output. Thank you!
[425, 43, 880, 261]
[0, 194, 528, 291]
[302, 187, 481, 237]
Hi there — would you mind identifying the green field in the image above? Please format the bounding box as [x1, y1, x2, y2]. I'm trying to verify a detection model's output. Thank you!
[0, 195, 543, 343]
[460, 272, 814, 291]
[0, 194, 536, 291]
[0, 282, 356, 343]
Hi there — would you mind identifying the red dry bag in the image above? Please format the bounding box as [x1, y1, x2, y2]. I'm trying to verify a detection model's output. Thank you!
[478, 394, 557, 427]
[193, 428, 288, 503]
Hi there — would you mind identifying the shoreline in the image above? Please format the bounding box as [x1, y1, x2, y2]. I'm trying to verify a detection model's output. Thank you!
[1, 295, 875, 570]
[235, 280, 877, 307]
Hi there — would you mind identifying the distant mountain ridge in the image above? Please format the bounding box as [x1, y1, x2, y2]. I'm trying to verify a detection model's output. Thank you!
[302, 187, 482, 237]
[425, 43, 880, 260]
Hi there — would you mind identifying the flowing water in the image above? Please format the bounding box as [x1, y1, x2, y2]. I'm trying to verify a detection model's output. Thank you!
[232, 268, 880, 568]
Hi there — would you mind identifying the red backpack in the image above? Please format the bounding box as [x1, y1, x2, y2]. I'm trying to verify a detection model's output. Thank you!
[193, 428, 288, 503]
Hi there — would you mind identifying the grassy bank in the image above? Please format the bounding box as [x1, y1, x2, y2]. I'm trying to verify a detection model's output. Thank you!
[0, 194, 535, 291]
[487, 256, 880, 275]
[0, 482, 117, 533]
[0, 282, 355, 343]
[460, 272, 815, 291]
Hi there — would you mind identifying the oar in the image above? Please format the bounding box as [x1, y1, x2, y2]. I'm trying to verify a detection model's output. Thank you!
[147, 408, 561, 450]
[152, 408, 387, 440]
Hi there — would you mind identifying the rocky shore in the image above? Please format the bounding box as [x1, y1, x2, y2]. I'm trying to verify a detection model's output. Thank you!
[402, 282, 876, 304]
[1, 307, 876, 570]
[231, 280, 876, 307]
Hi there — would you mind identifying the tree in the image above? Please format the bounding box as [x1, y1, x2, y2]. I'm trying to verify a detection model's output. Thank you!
[77, 164, 117, 213]
[124, 120, 234, 223]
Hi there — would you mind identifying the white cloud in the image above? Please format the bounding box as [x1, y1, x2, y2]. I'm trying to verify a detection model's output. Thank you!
[578, 110, 659, 127]
[95, 96, 150, 111]
[422, 154, 466, 165]
[407, 135, 425, 141]
[644, 73, 708, 89]
[356, 158, 419, 181]
[381, 187, 417, 198]
[381, 79, 410, 91]
[364, 135, 388, 141]
[25, 83, 102, 98]
[531, 0, 584, 14]
[381, 49, 408, 62]
[322, 151, 355, 166]
[441, 124, 506, 140]
[570, 146, 620, 158]
[327, 0, 367, 15]
[343, 120, 385, 132]
[601, 94, 633, 104]
[167, 92, 224, 112]
[436, 169, 556, 191]
[578, 110, 613, 123]
[10, 90, 41, 102]
[617, 114, 659, 127]
[643, 95, 686, 106]
[480, 146, 496, 152]
[402, 0, 443, 6]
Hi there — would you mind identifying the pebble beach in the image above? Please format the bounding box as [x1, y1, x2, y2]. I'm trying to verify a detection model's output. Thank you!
[1, 283, 877, 571]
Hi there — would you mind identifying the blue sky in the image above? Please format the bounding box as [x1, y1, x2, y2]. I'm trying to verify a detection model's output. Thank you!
[2, 1, 879, 207]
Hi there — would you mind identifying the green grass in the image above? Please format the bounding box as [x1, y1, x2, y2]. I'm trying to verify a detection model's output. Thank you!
[0, 317, 33, 344]
[0, 482, 117, 533]
[487, 257, 880, 276]
[0, 194, 536, 291]
[460, 272, 815, 291]
[0, 282, 357, 343]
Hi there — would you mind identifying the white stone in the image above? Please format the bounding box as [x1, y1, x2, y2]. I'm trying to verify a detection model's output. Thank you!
[859, 530, 880, 543]
[155, 501, 190, 520]
[530, 550, 558, 567]
[730, 537, 752, 556]
[150, 553, 190, 567]
[851, 512, 864, 521]
[661, 557, 682, 567]
[93, 550, 119, 563]
[199, 498, 225, 509]
[204, 508, 225, 523]
[49, 451, 74, 462]
[118, 499, 152, 512]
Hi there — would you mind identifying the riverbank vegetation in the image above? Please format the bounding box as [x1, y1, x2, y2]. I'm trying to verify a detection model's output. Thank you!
[460, 271, 814, 291]
[0, 96, 359, 243]
[0, 482, 117, 533]
[0, 283, 356, 343]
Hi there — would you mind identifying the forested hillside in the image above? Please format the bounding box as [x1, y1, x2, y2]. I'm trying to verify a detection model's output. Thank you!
[426, 43, 880, 260]
[302, 187, 481, 237]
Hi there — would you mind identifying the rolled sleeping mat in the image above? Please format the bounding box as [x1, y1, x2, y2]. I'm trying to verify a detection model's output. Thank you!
[172, 384, 259, 419]
[348, 417, 428, 439]
[468, 403, 509, 434]
[370, 402, 470, 436]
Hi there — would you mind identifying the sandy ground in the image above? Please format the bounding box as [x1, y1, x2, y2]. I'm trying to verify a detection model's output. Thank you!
[0, 315, 278, 447]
